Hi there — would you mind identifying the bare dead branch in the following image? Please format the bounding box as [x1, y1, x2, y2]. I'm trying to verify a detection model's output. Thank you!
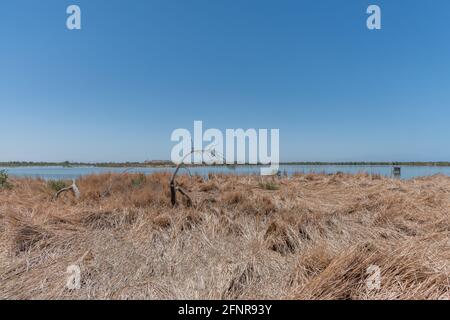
[53, 179, 80, 200]
[169, 146, 230, 207]
[176, 186, 193, 207]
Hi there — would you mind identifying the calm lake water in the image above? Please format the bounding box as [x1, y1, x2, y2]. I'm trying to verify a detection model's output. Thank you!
[2, 165, 450, 180]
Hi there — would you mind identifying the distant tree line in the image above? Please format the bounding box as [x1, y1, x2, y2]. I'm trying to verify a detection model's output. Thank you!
[282, 162, 450, 166]
[1, 161, 450, 168]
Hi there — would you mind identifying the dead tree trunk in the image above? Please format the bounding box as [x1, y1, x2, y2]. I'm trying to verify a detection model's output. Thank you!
[169, 148, 226, 207]
[170, 162, 193, 207]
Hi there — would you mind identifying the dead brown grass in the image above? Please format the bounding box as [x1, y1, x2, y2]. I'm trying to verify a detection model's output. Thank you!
[0, 172, 448, 300]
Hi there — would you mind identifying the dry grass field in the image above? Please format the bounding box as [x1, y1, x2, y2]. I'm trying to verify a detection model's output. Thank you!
[0, 172, 449, 300]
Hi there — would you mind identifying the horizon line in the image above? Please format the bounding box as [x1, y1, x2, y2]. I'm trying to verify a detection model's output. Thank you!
[2, 161, 450, 167]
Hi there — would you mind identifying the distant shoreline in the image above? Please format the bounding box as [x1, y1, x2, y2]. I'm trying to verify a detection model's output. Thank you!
[2, 161, 450, 168]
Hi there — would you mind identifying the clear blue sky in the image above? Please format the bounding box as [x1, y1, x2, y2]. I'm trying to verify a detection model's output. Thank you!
[1, 0, 449, 162]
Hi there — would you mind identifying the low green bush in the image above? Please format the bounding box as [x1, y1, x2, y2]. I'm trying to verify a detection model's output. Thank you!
[259, 181, 280, 191]
[0, 170, 11, 189]
[131, 174, 146, 188]
[47, 180, 68, 192]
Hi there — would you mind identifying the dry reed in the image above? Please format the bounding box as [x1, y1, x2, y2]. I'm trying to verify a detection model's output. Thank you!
[0, 172, 448, 299]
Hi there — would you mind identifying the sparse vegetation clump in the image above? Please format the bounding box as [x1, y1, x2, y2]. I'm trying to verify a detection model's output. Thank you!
[259, 181, 280, 191]
[47, 179, 68, 192]
[131, 173, 146, 188]
[0, 170, 12, 189]
[0, 172, 449, 299]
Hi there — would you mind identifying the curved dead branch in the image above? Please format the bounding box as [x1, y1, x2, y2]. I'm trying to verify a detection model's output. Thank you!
[53, 179, 80, 200]
[170, 147, 230, 207]
[176, 186, 193, 207]
[170, 157, 193, 207]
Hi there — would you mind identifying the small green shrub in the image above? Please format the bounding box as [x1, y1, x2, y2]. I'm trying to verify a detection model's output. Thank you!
[259, 182, 280, 191]
[0, 170, 12, 189]
[47, 180, 68, 192]
[131, 174, 146, 188]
